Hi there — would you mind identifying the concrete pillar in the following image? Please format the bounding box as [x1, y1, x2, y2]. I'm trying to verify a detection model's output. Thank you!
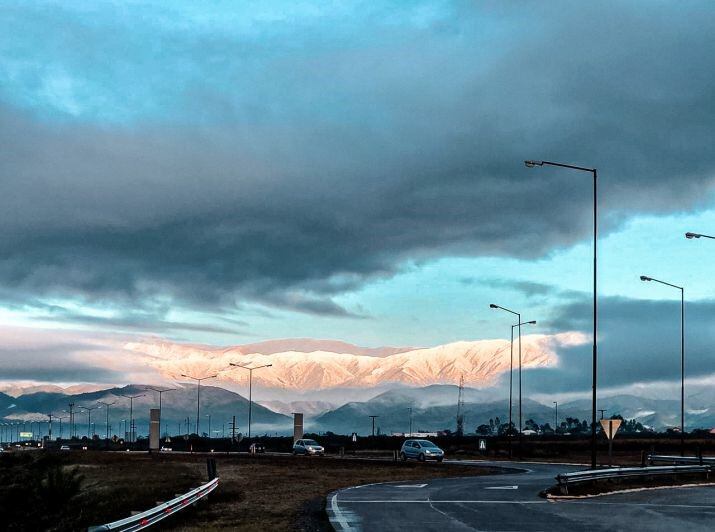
[293, 413, 303, 443]
[149, 408, 160, 450]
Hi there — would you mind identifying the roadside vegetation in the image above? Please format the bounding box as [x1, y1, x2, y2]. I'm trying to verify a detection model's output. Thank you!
[1, 451, 492, 531]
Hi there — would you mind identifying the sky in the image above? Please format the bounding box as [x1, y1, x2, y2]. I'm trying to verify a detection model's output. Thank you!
[1, 1, 715, 399]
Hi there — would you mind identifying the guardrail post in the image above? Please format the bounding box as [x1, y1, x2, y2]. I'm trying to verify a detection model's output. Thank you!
[207, 458, 217, 481]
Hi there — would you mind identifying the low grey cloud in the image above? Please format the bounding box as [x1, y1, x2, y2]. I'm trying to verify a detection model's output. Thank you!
[0, 1, 713, 318]
[526, 295, 715, 394]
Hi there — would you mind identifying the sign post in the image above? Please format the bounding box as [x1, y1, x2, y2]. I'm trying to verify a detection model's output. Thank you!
[599, 418, 622, 467]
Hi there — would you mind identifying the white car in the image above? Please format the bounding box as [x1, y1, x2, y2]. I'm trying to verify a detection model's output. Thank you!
[292, 438, 324, 456]
[60, 445, 71, 451]
[160, 446, 173, 452]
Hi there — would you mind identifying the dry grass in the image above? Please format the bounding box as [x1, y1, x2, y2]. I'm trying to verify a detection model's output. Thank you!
[171, 454, 492, 531]
[2, 451, 492, 531]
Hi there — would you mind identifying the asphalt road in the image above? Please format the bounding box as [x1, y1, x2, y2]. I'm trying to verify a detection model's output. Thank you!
[327, 460, 715, 531]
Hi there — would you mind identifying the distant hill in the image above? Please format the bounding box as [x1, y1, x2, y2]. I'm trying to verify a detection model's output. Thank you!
[1, 384, 291, 438]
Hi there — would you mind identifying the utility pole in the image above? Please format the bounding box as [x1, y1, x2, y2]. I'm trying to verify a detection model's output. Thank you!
[407, 407, 413, 437]
[369, 415, 379, 437]
[67, 403, 75, 438]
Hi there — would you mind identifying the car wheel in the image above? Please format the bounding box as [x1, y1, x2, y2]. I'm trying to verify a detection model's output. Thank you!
[418, 453, 425, 462]
[400, 452, 407, 461]
[293, 450, 297, 456]
[437, 457, 443, 463]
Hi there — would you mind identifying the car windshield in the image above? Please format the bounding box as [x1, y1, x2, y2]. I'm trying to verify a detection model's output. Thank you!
[304, 440, 319, 446]
[417, 440, 438, 448]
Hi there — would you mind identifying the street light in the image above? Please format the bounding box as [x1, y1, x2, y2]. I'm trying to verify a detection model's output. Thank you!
[509, 320, 536, 438]
[206, 414, 211, 439]
[97, 401, 116, 440]
[640, 274, 686, 455]
[553, 401, 558, 433]
[78, 405, 100, 438]
[490, 303, 523, 444]
[407, 407, 413, 437]
[525, 158, 598, 469]
[120, 394, 145, 443]
[181, 374, 217, 436]
[228, 363, 272, 439]
[685, 232, 715, 240]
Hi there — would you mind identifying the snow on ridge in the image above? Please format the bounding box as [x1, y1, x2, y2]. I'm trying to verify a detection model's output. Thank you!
[123, 332, 587, 391]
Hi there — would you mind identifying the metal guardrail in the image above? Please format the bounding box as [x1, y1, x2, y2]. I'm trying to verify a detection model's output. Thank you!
[88, 476, 219, 531]
[555, 465, 711, 494]
[648, 454, 715, 465]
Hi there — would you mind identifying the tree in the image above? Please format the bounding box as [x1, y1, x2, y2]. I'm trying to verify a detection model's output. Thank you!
[476, 424, 491, 436]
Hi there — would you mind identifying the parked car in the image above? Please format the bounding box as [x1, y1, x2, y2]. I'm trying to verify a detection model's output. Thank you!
[292, 439, 324, 456]
[160, 446, 173, 452]
[60, 445, 71, 451]
[249, 442, 265, 454]
[400, 439, 444, 462]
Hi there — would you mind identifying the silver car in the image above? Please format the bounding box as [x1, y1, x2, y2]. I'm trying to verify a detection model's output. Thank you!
[400, 439, 444, 462]
[293, 438, 325, 456]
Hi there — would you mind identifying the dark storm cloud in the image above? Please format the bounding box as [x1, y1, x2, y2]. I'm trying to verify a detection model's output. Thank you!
[0, 1, 714, 315]
[528, 295, 715, 394]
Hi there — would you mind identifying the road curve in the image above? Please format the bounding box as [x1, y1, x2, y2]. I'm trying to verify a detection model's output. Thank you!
[327, 460, 715, 531]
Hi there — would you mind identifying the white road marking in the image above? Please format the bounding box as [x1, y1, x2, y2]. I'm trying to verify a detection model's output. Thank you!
[396, 484, 427, 488]
[338, 500, 547, 504]
[338, 499, 715, 509]
[330, 492, 356, 531]
[484, 485, 518, 490]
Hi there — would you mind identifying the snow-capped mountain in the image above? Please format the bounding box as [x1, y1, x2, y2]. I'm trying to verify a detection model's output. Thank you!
[123, 332, 586, 391]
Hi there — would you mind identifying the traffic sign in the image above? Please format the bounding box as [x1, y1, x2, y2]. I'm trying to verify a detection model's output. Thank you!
[600, 418, 622, 440]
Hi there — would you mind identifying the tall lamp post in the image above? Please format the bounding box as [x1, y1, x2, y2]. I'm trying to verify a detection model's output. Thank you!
[525, 159, 598, 468]
[369, 415, 379, 437]
[228, 363, 272, 439]
[553, 401, 558, 433]
[511, 320, 536, 435]
[120, 394, 145, 443]
[97, 401, 116, 440]
[78, 405, 100, 438]
[640, 275, 685, 455]
[490, 304, 522, 440]
[181, 374, 217, 436]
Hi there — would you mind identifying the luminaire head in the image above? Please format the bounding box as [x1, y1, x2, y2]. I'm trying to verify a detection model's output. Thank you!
[640, 275, 652, 282]
[524, 160, 544, 168]
[489, 303, 499, 309]
[685, 232, 700, 239]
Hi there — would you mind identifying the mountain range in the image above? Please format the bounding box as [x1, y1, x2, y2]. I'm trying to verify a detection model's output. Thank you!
[3, 382, 712, 438]
[122, 333, 586, 392]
